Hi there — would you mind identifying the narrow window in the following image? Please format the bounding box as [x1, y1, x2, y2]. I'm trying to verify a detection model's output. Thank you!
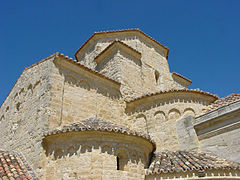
[155, 70, 159, 83]
[117, 156, 120, 170]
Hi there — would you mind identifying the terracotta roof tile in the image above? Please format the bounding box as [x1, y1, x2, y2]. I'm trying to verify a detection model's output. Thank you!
[127, 89, 218, 103]
[74, 29, 169, 60]
[147, 150, 240, 175]
[0, 150, 37, 179]
[44, 117, 155, 149]
[203, 93, 240, 113]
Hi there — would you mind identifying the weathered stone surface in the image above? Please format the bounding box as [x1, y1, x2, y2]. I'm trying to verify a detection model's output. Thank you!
[0, 29, 239, 180]
[195, 99, 240, 163]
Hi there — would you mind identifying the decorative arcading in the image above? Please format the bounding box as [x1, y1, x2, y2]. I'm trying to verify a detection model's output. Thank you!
[44, 117, 156, 150]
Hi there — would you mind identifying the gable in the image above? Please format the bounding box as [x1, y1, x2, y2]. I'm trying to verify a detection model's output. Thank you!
[94, 41, 141, 65]
[74, 29, 169, 64]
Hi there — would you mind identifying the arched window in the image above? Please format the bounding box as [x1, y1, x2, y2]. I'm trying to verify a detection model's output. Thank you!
[154, 70, 160, 84]
[116, 149, 128, 171]
[116, 156, 120, 170]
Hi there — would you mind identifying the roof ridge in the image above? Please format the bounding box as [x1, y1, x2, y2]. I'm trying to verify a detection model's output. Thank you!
[75, 29, 169, 60]
[94, 28, 140, 33]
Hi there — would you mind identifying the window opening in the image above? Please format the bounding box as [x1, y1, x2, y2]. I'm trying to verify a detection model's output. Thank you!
[155, 70, 159, 83]
[117, 156, 120, 170]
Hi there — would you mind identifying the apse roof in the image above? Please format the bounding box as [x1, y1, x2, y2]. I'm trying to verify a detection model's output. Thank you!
[147, 150, 240, 175]
[44, 117, 156, 149]
[0, 150, 36, 180]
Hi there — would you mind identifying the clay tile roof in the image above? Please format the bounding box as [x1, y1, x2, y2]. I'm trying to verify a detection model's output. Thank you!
[44, 117, 155, 149]
[127, 89, 218, 103]
[75, 29, 169, 60]
[0, 150, 37, 179]
[147, 150, 240, 175]
[203, 93, 240, 113]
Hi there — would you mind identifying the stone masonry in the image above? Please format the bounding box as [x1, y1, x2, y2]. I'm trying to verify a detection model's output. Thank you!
[0, 29, 240, 179]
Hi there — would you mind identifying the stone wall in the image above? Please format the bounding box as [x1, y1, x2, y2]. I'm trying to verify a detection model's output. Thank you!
[126, 92, 214, 151]
[77, 34, 186, 100]
[49, 56, 127, 130]
[41, 131, 153, 180]
[0, 56, 55, 173]
[195, 100, 240, 163]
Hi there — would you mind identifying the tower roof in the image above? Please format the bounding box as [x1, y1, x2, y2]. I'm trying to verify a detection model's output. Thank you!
[147, 150, 240, 175]
[94, 40, 141, 65]
[74, 29, 169, 60]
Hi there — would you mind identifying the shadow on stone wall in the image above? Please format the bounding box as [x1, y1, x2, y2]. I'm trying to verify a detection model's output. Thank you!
[43, 138, 145, 170]
[56, 63, 121, 99]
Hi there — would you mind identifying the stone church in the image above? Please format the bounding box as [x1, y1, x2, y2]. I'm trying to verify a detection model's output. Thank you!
[0, 29, 240, 179]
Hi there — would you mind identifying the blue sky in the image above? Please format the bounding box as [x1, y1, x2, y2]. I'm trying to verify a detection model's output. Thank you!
[0, 0, 240, 105]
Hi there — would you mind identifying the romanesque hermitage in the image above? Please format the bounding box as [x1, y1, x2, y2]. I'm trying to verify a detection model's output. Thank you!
[0, 29, 240, 179]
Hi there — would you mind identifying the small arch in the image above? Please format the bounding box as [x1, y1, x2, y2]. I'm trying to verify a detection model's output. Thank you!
[116, 149, 128, 171]
[101, 145, 112, 154]
[54, 148, 63, 159]
[27, 84, 33, 95]
[80, 145, 92, 153]
[78, 80, 90, 90]
[97, 86, 108, 96]
[111, 89, 120, 98]
[130, 150, 139, 164]
[67, 146, 76, 157]
[168, 108, 181, 120]
[16, 102, 21, 111]
[152, 111, 166, 133]
[135, 114, 148, 133]
[5, 106, 9, 112]
[183, 108, 195, 117]
[65, 75, 77, 86]
[154, 111, 166, 122]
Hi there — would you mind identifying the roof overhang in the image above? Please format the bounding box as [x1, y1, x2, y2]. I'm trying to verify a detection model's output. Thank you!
[172, 72, 192, 86]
